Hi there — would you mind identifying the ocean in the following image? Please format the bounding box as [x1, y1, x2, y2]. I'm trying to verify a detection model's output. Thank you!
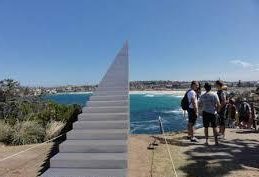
[43, 92, 202, 134]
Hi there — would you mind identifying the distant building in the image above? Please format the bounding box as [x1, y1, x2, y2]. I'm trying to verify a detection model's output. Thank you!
[34, 88, 43, 96]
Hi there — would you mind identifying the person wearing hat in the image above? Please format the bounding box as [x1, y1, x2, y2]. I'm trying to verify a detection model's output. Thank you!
[199, 82, 221, 145]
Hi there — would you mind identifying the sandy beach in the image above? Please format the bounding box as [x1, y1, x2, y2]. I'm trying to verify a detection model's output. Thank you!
[54, 90, 186, 96]
[130, 90, 185, 96]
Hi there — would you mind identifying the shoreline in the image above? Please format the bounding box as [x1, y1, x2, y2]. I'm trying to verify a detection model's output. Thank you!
[52, 90, 186, 96]
[130, 90, 185, 96]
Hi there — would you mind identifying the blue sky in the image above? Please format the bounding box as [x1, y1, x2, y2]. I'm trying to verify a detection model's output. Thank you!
[0, 0, 259, 86]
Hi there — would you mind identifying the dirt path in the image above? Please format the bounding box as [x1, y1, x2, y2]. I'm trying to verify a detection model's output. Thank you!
[152, 128, 259, 177]
[0, 143, 53, 177]
[0, 129, 258, 177]
[128, 135, 153, 177]
[0, 136, 153, 177]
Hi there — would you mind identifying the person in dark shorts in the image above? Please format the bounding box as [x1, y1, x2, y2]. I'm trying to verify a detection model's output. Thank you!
[200, 83, 221, 145]
[186, 81, 199, 142]
[215, 80, 227, 138]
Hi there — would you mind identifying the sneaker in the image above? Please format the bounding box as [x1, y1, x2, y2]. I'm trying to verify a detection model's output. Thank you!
[190, 137, 199, 142]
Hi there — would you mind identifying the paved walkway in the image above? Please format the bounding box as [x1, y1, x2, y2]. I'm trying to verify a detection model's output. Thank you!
[42, 43, 129, 177]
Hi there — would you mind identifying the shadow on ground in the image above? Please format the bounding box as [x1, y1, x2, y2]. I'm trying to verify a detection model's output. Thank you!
[38, 105, 81, 176]
[154, 132, 259, 177]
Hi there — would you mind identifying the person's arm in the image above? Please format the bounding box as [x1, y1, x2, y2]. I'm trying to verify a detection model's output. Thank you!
[247, 104, 252, 118]
[233, 105, 237, 120]
[252, 107, 256, 119]
[191, 96, 198, 113]
[198, 97, 202, 109]
[220, 92, 226, 110]
[216, 96, 221, 113]
[198, 97, 203, 116]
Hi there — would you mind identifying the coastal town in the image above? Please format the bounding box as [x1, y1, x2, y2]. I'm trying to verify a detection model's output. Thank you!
[1, 79, 258, 113]
[6, 80, 258, 96]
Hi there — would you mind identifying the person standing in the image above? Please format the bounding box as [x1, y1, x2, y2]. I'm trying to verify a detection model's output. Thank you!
[215, 80, 227, 138]
[186, 81, 199, 142]
[238, 98, 252, 129]
[250, 103, 257, 130]
[225, 98, 237, 128]
[199, 83, 221, 145]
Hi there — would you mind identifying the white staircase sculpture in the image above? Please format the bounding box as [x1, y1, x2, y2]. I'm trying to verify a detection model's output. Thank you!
[42, 43, 129, 177]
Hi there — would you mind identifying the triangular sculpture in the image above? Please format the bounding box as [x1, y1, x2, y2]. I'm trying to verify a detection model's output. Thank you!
[42, 43, 129, 177]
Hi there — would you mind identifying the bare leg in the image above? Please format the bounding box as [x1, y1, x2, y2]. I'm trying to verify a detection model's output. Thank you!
[221, 125, 225, 138]
[247, 118, 253, 129]
[213, 127, 218, 145]
[188, 123, 194, 138]
[204, 128, 208, 144]
[187, 123, 191, 137]
[253, 119, 256, 130]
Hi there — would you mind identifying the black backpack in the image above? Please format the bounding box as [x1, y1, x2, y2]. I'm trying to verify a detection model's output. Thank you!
[239, 102, 250, 117]
[181, 90, 191, 110]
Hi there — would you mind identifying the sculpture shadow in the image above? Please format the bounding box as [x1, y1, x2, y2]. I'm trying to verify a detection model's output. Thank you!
[38, 105, 81, 176]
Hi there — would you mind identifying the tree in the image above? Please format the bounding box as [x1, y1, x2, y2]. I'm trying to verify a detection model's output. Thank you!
[0, 79, 21, 99]
[0, 89, 5, 102]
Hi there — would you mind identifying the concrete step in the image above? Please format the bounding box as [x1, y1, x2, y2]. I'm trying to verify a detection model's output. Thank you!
[59, 140, 127, 153]
[93, 91, 128, 96]
[104, 70, 128, 77]
[73, 120, 128, 129]
[96, 87, 128, 91]
[99, 81, 129, 87]
[99, 80, 128, 84]
[78, 113, 128, 121]
[82, 106, 128, 113]
[99, 83, 128, 87]
[100, 80, 128, 85]
[100, 79, 128, 83]
[41, 168, 126, 177]
[67, 129, 128, 140]
[50, 153, 127, 169]
[106, 65, 128, 70]
[86, 100, 128, 107]
[90, 95, 128, 101]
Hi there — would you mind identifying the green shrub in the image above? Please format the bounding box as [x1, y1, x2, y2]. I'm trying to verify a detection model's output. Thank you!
[12, 121, 45, 145]
[0, 121, 13, 144]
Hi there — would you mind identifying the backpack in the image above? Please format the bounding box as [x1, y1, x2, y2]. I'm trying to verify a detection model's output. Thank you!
[181, 90, 191, 110]
[238, 102, 250, 117]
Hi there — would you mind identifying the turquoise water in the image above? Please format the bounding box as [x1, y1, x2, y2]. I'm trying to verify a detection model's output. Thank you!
[44, 93, 202, 134]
